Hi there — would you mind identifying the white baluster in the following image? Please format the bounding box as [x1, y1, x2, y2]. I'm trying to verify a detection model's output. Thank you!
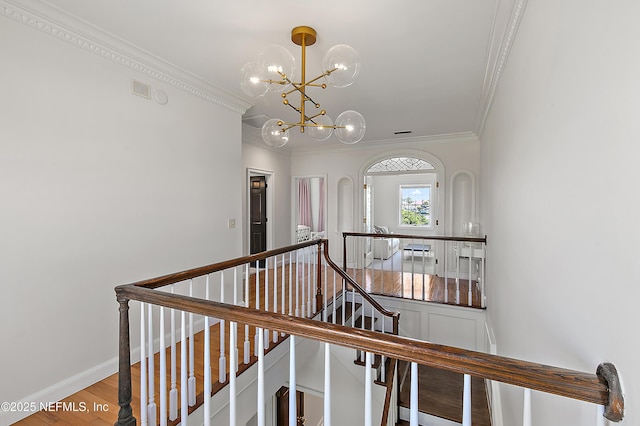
[444, 241, 449, 304]
[410, 238, 415, 299]
[181, 310, 188, 425]
[273, 256, 278, 342]
[159, 306, 167, 426]
[220, 273, 227, 383]
[307, 247, 312, 317]
[281, 254, 286, 316]
[188, 281, 196, 406]
[255, 263, 260, 356]
[147, 303, 156, 425]
[341, 277, 346, 325]
[523, 388, 532, 426]
[421, 239, 426, 301]
[332, 270, 337, 324]
[233, 268, 240, 366]
[481, 243, 486, 308]
[257, 327, 265, 426]
[410, 362, 418, 426]
[230, 321, 237, 426]
[455, 242, 461, 304]
[289, 252, 293, 316]
[365, 351, 372, 426]
[289, 335, 296, 426]
[468, 250, 473, 306]
[264, 257, 270, 347]
[204, 277, 211, 426]
[462, 374, 471, 426]
[233, 266, 238, 305]
[312, 245, 317, 313]
[244, 265, 251, 365]
[324, 342, 331, 426]
[295, 250, 300, 317]
[351, 288, 356, 328]
[140, 302, 148, 426]
[169, 287, 178, 421]
[301, 250, 306, 317]
[322, 251, 327, 322]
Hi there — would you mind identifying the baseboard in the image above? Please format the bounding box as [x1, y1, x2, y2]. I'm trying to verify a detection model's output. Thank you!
[1, 316, 210, 424]
[0, 355, 118, 424]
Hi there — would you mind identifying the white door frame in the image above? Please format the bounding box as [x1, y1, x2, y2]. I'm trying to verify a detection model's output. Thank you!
[246, 168, 274, 254]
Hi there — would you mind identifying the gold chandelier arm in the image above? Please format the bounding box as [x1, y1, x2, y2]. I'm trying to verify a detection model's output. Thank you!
[282, 71, 331, 97]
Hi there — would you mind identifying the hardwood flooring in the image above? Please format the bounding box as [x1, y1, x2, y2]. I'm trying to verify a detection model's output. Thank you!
[15, 263, 485, 425]
[347, 268, 484, 308]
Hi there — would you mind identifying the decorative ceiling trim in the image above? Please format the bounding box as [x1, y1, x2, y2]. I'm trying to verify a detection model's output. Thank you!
[1, 0, 252, 115]
[285, 132, 480, 155]
[475, 0, 529, 136]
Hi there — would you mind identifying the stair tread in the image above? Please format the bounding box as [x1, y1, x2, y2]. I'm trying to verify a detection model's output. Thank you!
[353, 314, 378, 330]
[354, 353, 383, 369]
[325, 302, 361, 325]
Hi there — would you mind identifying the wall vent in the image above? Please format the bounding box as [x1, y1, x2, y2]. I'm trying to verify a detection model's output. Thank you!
[132, 80, 151, 99]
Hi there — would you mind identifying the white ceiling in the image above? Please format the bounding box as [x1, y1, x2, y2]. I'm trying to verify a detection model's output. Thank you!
[13, 0, 517, 149]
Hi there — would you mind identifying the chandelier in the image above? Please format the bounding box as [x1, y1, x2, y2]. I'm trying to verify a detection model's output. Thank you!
[240, 26, 366, 147]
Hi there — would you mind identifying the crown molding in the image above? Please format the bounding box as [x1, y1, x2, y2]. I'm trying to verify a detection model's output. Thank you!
[1, 0, 253, 114]
[288, 132, 480, 156]
[475, 0, 529, 137]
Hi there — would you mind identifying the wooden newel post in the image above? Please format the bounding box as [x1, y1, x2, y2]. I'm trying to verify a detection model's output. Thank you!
[116, 294, 136, 426]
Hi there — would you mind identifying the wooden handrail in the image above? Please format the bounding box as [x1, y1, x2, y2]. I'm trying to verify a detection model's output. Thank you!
[343, 231, 487, 244]
[115, 284, 623, 420]
[321, 239, 399, 332]
[121, 238, 399, 331]
[124, 239, 323, 290]
[342, 232, 487, 272]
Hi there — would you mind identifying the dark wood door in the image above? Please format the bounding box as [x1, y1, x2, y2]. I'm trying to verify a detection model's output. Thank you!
[250, 176, 267, 266]
[276, 386, 305, 426]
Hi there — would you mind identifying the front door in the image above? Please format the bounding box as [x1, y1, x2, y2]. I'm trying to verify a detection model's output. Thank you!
[250, 176, 267, 266]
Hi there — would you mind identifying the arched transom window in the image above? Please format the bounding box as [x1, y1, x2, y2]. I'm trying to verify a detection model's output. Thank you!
[366, 157, 435, 174]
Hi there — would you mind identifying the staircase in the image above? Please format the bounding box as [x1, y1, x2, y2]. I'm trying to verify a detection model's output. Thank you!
[344, 305, 492, 426]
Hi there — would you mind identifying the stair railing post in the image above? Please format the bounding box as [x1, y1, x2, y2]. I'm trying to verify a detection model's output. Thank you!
[115, 296, 136, 426]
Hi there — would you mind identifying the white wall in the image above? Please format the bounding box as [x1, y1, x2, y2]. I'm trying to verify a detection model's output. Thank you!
[290, 137, 480, 260]
[0, 16, 243, 417]
[481, 0, 640, 424]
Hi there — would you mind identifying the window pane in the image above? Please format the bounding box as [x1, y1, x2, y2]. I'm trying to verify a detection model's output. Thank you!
[400, 185, 430, 226]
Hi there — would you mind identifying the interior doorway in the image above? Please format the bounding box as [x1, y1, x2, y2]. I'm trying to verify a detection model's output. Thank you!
[247, 169, 274, 262]
[276, 386, 305, 426]
[250, 175, 267, 255]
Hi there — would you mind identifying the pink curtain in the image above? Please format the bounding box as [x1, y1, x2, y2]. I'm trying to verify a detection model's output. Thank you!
[298, 178, 312, 228]
[318, 177, 325, 232]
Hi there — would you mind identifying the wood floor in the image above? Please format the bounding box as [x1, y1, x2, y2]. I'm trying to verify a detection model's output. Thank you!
[15, 263, 485, 425]
[348, 268, 484, 309]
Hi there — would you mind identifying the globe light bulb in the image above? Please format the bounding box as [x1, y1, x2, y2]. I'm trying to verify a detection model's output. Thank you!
[335, 110, 366, 144]
[307, 114, 334, 141]
[261, 119, 289, 147]
[258, 45, 295, 93]
[240, 62, 269, 97]
[322, 44, 361, 88]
